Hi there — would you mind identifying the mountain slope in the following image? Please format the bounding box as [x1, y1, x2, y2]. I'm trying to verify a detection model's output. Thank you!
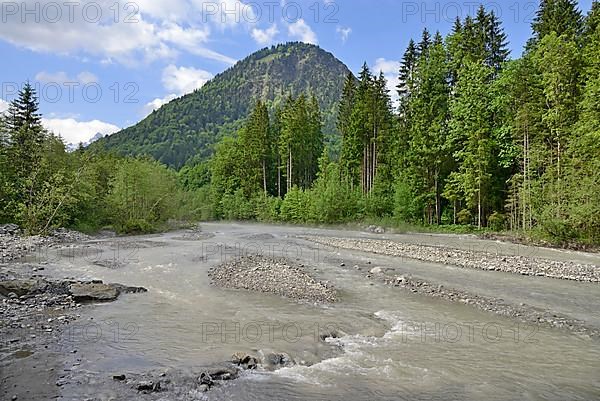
[95, 42, 352, 168]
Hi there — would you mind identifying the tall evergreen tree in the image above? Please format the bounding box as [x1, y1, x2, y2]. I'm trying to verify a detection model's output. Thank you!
[530, 0, 583, 45]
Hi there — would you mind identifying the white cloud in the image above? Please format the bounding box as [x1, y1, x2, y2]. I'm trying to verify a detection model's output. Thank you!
[0, 99, 9, 113]
[373, 58, 401, 107]
[142, 94, 178, 117]
[42, 118, 120, 145]
[35, 71, 98, 85]
[142, 64, 214, 117]
[0, 1, 236, 65]
[251, 24, 279, 46]
[162, 64, 213, 95]
[288, 19, 318, 44]
[336, 26, 352, 43]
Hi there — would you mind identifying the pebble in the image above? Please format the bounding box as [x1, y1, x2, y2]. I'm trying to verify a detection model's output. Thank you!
[209, 255, 337, 303]
[303, 236, 600, 283]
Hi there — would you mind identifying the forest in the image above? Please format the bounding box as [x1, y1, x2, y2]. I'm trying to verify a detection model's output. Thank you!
[1, 0, 599, 246]
[199, 1, 600, 245]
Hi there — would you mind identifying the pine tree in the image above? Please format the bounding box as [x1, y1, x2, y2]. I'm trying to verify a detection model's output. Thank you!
[485, 11, 510, 73]
[405, 32, 451, 224]
[397, 39, 418, 112]
[5, 82, 46, 178]
[447, 61, 495, 228]
[418, 29, 432, 56]
[531, 0, 583, 45]
[239, 100, 271, 196]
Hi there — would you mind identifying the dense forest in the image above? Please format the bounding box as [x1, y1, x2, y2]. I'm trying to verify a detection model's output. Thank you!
[94, 42, 351, 168]
[195, 0, 600, 245]
[1, 0, 599, 246]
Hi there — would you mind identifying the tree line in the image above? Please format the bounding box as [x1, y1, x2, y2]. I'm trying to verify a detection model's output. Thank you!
[0, 83, 203, 234]
[1, 0, 599, 246]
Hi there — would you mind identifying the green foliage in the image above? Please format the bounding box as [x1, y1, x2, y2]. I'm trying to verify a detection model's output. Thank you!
[107, 158, 179, 234]
[94, 42, 351, 168]
[457, 209, 473, 226]
[279, 187, 312, 223]
[488, 212, 507, 231]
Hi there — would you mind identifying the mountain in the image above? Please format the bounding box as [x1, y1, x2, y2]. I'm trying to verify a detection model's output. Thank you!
[66, 132, 105, 152]
[94, 42, 353, 169]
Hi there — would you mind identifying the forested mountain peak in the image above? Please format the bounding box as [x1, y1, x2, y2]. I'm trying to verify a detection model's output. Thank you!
[94, 42, 352, 168]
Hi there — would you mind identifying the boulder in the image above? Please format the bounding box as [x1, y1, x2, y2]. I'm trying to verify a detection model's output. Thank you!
[69, 283, 119, 302]
[0, 279, 46, 297]
[369, 267, 383, 274]
[263, 352, 294, 369]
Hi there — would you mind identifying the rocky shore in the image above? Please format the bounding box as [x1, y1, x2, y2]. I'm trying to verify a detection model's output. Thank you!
[209, 255, 337, 303]
[0, 224, 91, 263]
[0, 264, 148, 346]
[303, 236, 600, 282]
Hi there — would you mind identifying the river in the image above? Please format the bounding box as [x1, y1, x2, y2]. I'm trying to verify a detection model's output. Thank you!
[16, 223, 600, 400]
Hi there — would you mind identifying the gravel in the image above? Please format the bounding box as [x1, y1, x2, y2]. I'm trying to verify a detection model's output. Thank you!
[371, 272, 600, 338]
[303, 236, 600, 283]
[209, 255, 337, 303]
[0, 225, 91, 263]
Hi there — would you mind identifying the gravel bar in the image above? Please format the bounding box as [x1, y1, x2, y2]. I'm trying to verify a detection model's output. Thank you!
[208, 255, 337, 303]
[302, 236, 600, 283]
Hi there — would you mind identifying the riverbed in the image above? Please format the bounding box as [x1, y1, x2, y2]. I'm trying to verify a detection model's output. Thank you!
[2, 222, 599, 400]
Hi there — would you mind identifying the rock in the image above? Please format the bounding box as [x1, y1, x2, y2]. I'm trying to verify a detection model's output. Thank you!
[198, 372, 213, 386]
[198, 384, 209, 392]
[232, 353, 259, 370]
[136, 381, 154, 391]
[369, 267, 383, 274]
[69, 283, 119, 302]
[263, 352, 294, 369]
[0, 224, 20, 236]
[205, 366, 239, 381]
[0, 279, 45, 297]
[113, 374, 126, 381]
[108, 283, 148, 295]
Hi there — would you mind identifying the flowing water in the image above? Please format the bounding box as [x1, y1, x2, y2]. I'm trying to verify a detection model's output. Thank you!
[34, 223, 600, 400]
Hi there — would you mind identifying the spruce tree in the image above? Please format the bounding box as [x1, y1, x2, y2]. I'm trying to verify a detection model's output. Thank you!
[531, 0, 583, 44]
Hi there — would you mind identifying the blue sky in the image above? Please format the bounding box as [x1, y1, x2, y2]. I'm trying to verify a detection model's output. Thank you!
[0, 0, 594, 144]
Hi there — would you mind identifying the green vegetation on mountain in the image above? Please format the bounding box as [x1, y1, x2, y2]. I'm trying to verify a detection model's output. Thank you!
[94, 42, 352, 168]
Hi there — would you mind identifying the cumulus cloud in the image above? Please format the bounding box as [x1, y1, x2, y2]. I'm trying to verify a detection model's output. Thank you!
[288, 19, 318, 44]
[35, 71, 98, 85]
[142, 64, 214, 117]
[251, 24, 279, 46]
[336, 26, 352, 43]
[42, 118, 120, 145]
[373, 58, 401, 106]
[141, 94, 178, 117]
[0, 1, 237, 65]
[162, 64, 213, 95]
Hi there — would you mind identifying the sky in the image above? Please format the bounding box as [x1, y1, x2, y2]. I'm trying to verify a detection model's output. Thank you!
[0, 0, 594, 145]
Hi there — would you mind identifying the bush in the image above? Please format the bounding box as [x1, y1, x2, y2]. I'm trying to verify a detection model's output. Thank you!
[393, 181, 421, 223]
[280, 187, 311, 223]
[457, 209, 472, 225]
[220, 189, 254, 220]
[487, 211, 507, 231]
[252, 195, 281, 222]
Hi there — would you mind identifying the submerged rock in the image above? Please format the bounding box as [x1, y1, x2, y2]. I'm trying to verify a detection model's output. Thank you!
[69, 283, 119, 302]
